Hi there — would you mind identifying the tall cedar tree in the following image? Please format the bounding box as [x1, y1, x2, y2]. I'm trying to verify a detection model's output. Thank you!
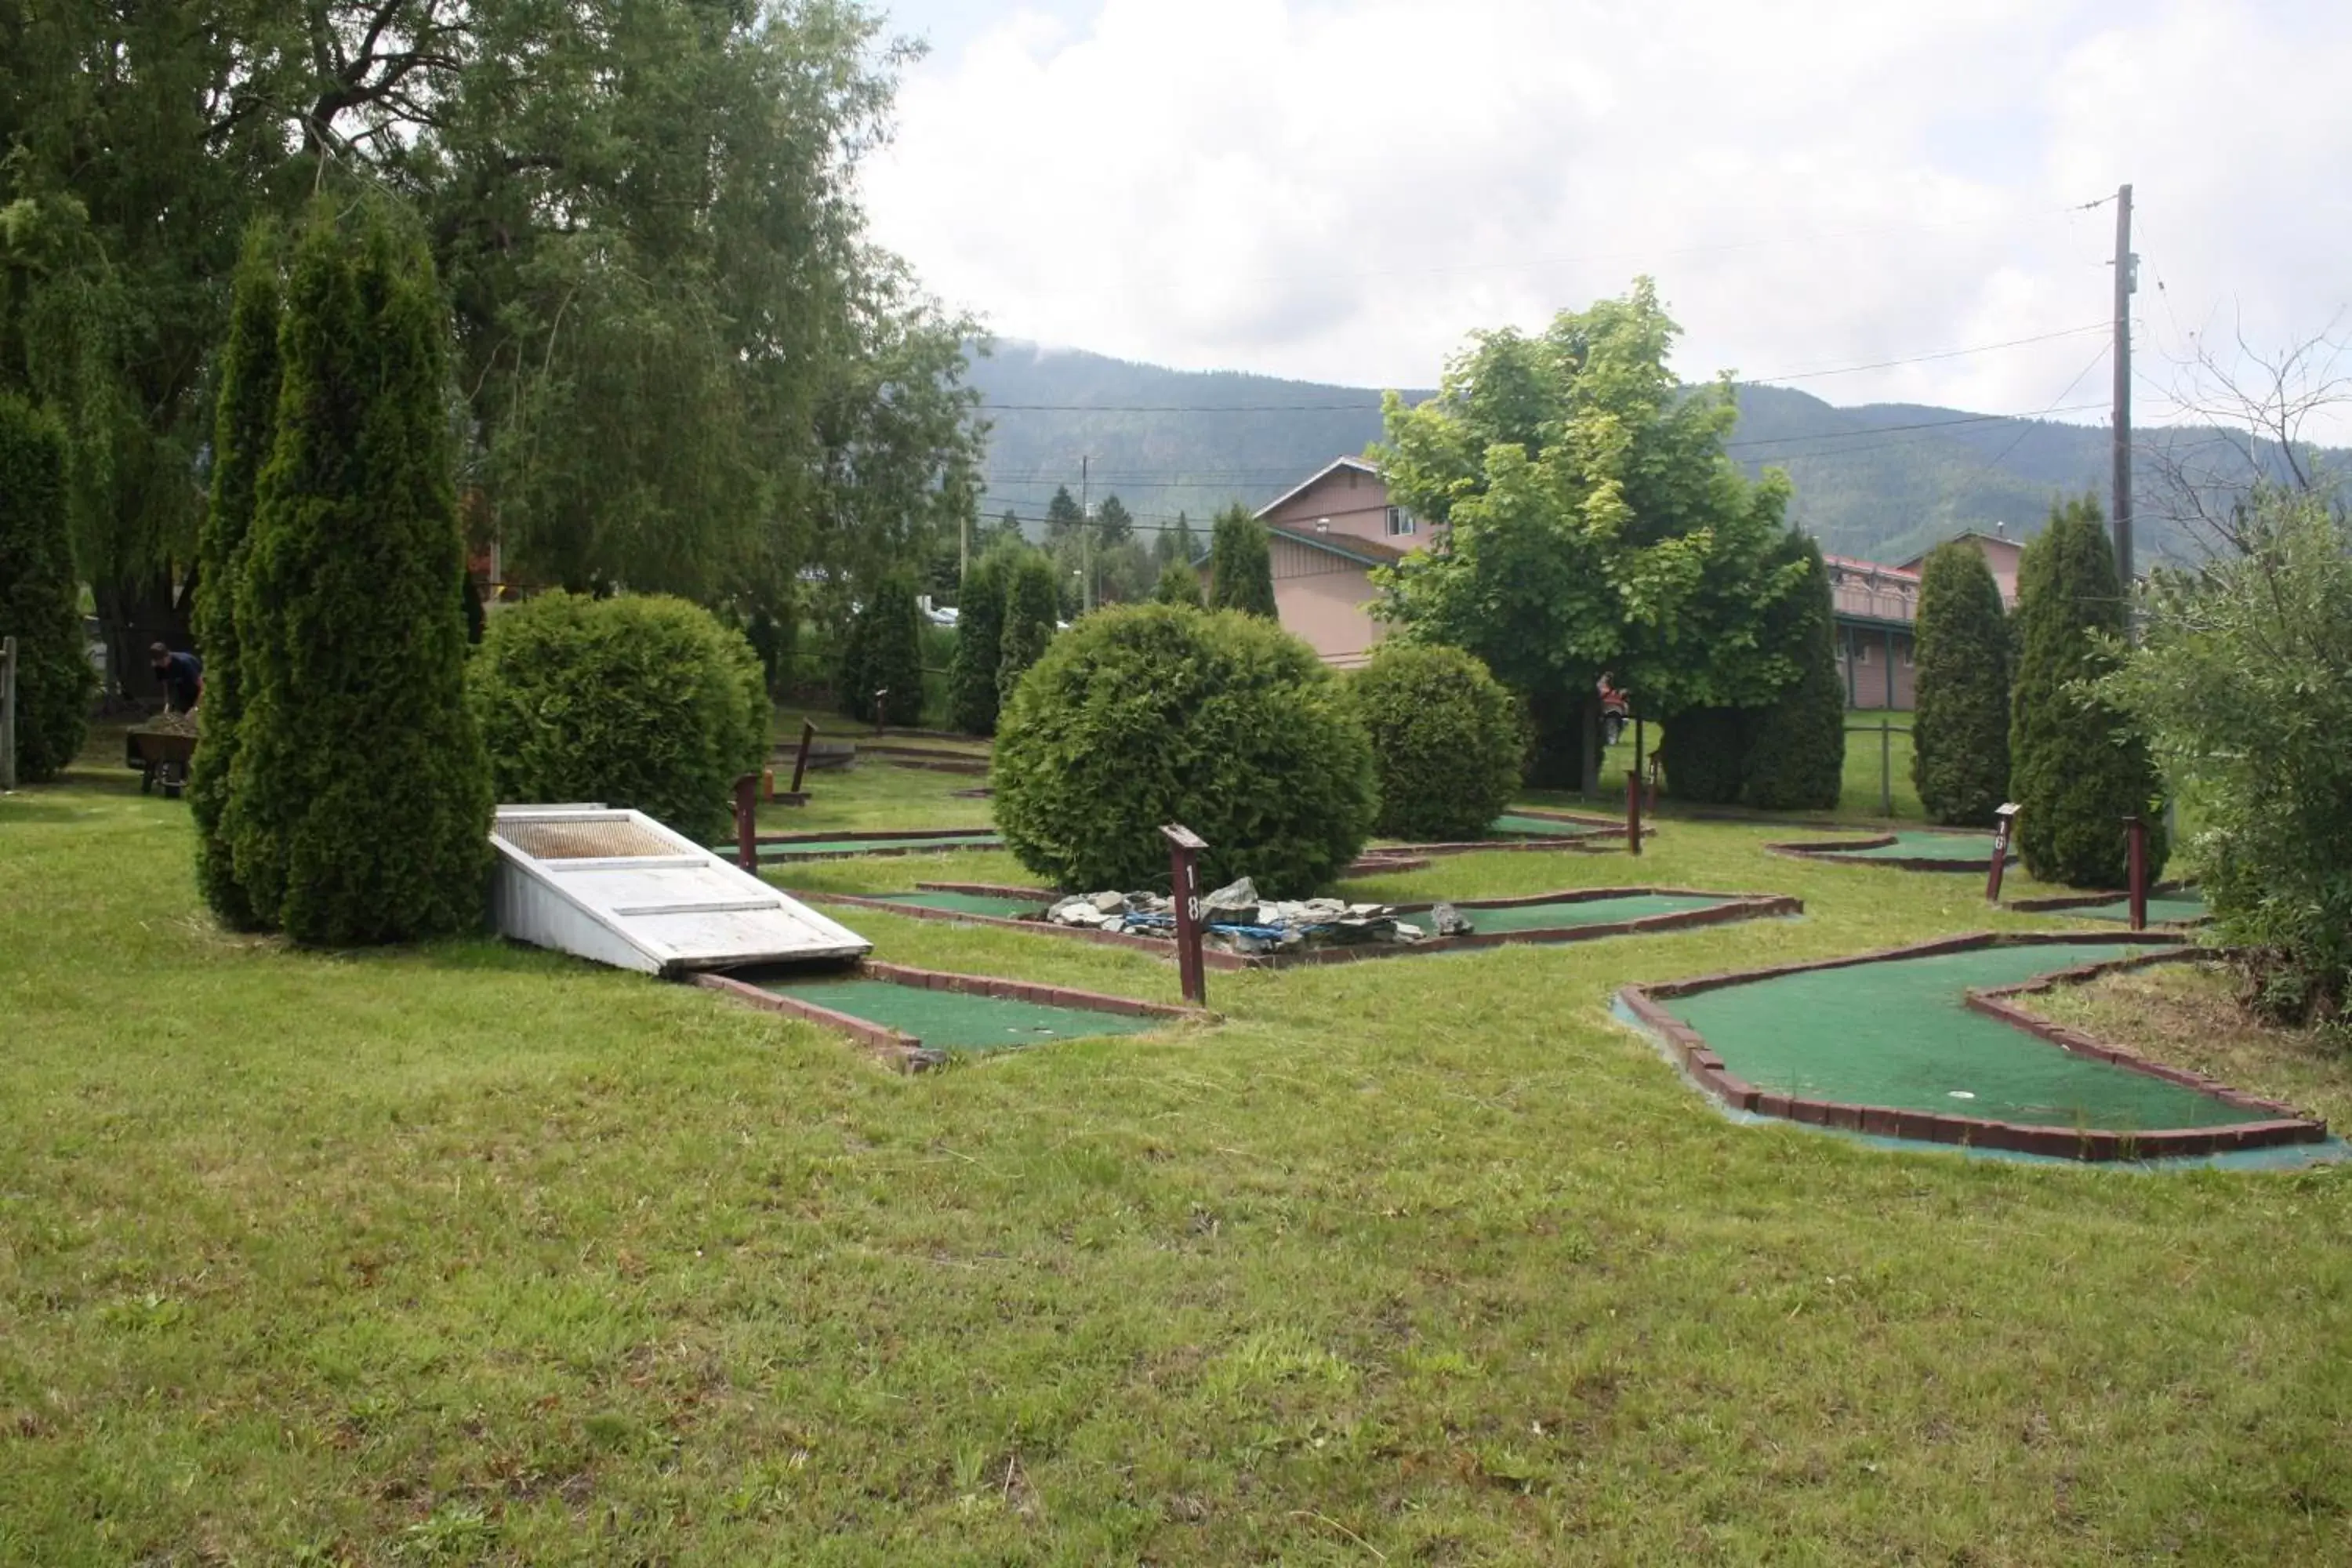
[1659, 706, 1748, 804]
[1206, 505, 1276, 618]
[1911, 540, 2012, 825]
[1045, 485, 1085, 539]
[946, 549, 1011, 734]
[0, 394, 92, 781]
[1739, 533, 1846, 808]
[227, 201, 492, 943]
[838, 572, 924, 724]
[189, 226, 281, 927]
[997, 549, 1061, 704]
[2009, 496, 2167, 887]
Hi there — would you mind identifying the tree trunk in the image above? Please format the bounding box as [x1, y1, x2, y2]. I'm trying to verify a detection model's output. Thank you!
[1581, 691, 1602, 796]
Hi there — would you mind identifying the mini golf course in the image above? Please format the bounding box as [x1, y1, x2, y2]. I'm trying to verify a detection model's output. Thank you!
[696, 960, 1201, 1069]
[1621, 935, 2332, 1162]
[1767, 829, 2010, 871]
[801, 884, 1800, 968]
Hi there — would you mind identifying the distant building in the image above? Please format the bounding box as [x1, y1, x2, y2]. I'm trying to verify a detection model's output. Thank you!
[1825, 555, 1919, 710]
[1900, 528, 2023, 608]
[1243, 456, 1421, 670]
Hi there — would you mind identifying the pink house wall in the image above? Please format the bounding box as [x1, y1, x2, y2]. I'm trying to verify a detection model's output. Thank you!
[1268, 532, 1386, 669]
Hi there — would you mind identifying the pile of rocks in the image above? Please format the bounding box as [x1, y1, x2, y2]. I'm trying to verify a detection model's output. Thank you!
[1042, 877, 1472, 955]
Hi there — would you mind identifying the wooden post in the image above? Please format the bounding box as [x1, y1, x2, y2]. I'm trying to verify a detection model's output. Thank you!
[1160, 822, 1209, 1007]
[873, 688, 887, 737]
[1625, 768, 1642, 856]
[2125, 815, 2149, 931]
[734, 774, 759, 873]
[789, 720, 816, 796]
[1987, 802, 2020, 904]
[0, 635, 16, 792]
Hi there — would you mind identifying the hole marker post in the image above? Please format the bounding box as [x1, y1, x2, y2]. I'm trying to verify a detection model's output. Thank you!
[789, 720, 817, 796]
[2125, 815, 2149, 931]
[1987, 803, 2020, 904]
[873, 688, 888, 737]
[1160, 822, 1210, 1008]
[1625, 769, 1642, 856]
[734, 774, 760, 873]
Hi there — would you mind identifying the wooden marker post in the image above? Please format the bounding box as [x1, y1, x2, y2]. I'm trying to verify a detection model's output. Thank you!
[0, 635, 16, 792]
[733, 774, 760, 873]
[789, 720, 817, 796]
[1625, 769, 1642, 856]
[2125, 815, 2149, 931]
[1160, 822, 1209, 1007]
[872, 688, 888, 737]
[1987, 803, 2020, 903]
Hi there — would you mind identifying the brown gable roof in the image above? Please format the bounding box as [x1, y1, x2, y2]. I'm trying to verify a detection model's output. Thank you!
[1266, 521, 1410, 567]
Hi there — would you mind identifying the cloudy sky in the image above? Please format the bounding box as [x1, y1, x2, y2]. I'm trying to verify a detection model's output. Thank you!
[859, 0, 2352, 434]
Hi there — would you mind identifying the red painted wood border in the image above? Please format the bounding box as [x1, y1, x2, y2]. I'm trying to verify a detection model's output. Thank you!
[1618, 934, 2328, 1161]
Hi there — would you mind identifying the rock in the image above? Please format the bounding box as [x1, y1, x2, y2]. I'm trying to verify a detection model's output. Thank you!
[1431, 902, 1473, 937]
[1392, 921, 1425, 942]
[1203, 877, 1259, 913]
[1091, 891, 1129, 915]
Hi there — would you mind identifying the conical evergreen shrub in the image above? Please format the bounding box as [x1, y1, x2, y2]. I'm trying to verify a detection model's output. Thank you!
[1911, 540, 2012, 826]
[189, 225, 281, 927]
[997, 548, 1060, 705]
[946, 548, 1011, 735]
[1151, 561, 1203, 608]
[1349, 642, 1522, 840]
[837, 572, 923, 724]
[1206, 504, 1276, 619]
[228, 198, 492, 943]
[1741, 533, 1846, 810]
[2009, 495, 2166, 887]
[0, 394, 93, 782]
[1660, 706, 1747, 804]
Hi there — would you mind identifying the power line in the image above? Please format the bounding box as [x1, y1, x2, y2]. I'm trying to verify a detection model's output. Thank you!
[1738, 322, 2108, 384]
[1721, 401, 2109, 454]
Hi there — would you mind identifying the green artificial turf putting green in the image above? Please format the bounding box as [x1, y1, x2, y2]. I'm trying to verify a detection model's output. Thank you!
[1487, 813, 1609, 838]
[753, 830, 1004, 859]
[745, 975, 1161, 1052]
[2060, 891, 2209, 925]
[1806, 830, 2005, 863]
[1664, 943, 2255, 1131]
[1450, 893, 1733, 933]
[861, 888, 1044, 918]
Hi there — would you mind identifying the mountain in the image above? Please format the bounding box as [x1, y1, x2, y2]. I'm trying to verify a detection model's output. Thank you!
[967, 343, 2322, 566]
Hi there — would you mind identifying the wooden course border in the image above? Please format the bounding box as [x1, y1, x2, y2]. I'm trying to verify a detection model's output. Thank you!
[747, 825, 1003, 862]
[1763, 830, 2010, 873]
[796, 884, 1802, 971]
[1617, 932, 2328, 1162]
[695, 958, 1213, 1072]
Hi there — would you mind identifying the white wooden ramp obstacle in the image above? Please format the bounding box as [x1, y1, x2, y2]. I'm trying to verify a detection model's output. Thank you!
[489, 804, 870, 976]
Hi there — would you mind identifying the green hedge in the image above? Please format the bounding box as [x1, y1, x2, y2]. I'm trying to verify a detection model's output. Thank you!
[1659, 706, 1747, 804]
[993, 603, 1376, 895]
[1739, 535, 1845, 810]
[470, 592, 768, 844]
[946, 550, 1011, 735]
[1349, 643, 1521, 839]
[997, 548, 1060, 704]
[837, 572, 924, 725]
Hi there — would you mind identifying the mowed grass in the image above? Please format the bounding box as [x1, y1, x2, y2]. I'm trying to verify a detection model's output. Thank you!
[3, 731, 2350, 1563]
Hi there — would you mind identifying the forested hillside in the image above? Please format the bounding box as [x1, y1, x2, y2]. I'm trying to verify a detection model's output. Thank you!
[969, 343, 2329, 564]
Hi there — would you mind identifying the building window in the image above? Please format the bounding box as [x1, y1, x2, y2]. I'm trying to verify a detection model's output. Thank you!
[1385, 505, 1418, 537]
[1900, 641, 1915, 667]
[1855, 641, 1874, 666]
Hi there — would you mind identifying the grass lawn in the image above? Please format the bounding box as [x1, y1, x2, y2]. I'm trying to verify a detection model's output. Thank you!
[4, 724, 2350, 1563]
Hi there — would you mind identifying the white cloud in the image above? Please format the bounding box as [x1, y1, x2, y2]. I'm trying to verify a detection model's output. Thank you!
[862, 0, 2352, 436]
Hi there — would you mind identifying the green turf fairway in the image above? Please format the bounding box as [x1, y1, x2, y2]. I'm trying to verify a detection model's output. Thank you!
[1453, 892, 1733, 932]
[753, 830, 1004, 858]
[2060, 891, 2209, 925]
[1805, 830, 2005, 862]
[1665, 943, 2255, 1131]
[746, 975, 1161, 1052]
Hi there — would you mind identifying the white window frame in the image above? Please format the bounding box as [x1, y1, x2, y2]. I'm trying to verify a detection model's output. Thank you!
[1385, 505, 1418, 537]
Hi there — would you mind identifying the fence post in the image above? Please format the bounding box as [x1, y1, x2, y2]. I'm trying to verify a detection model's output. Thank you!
[1987, 802, 2020, 904]
[2125, 815, 2149, 931]
[0, 635, 16, 792]
[1879, 719, 1893, 816]
[733, 774, 759, 873]
[1160, 822, 1209, 1007]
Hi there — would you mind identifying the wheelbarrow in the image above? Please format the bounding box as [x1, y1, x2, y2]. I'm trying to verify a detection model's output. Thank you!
[125, 724, 199, 798]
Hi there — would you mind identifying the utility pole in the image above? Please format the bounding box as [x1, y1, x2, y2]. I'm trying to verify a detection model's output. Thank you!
[1080, 453, 1093, 614]
[2111, 181, 2136, 590]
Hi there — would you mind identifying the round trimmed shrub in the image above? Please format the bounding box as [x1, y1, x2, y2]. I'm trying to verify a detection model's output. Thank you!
[1349, 643, 1521, 840]
[470, 591, 768, 843]
[992, 603, 1376, 895]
